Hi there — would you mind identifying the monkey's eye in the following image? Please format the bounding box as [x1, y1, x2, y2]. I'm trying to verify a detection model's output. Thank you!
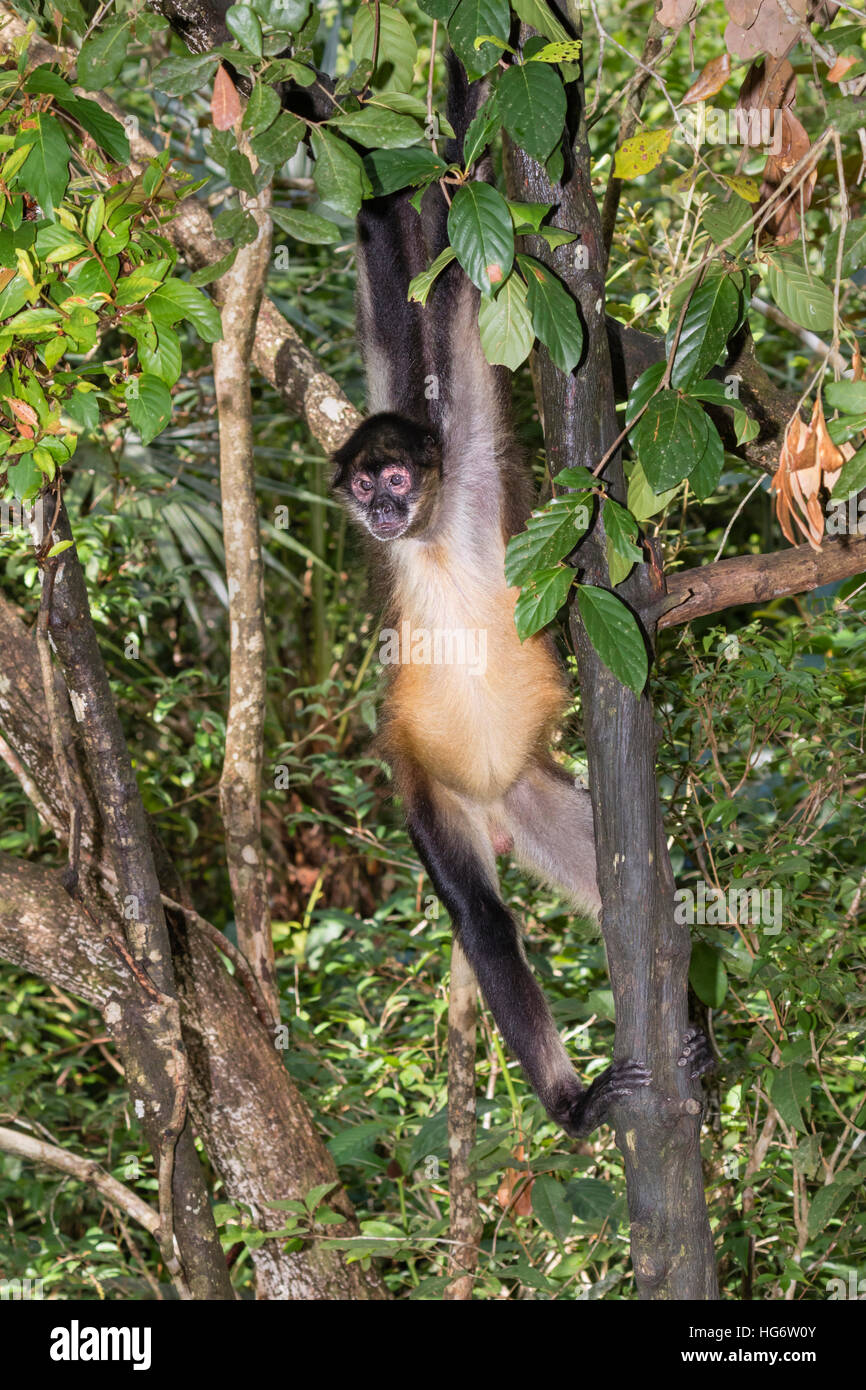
[351, 473, 375, 500]
[383, 468, 411, 494]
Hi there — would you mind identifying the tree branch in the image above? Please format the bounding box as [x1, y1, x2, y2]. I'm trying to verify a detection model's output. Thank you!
[213, 140, 279, 1022]
[0, 1124, 189, 1298]
[657, 535, 866, 630]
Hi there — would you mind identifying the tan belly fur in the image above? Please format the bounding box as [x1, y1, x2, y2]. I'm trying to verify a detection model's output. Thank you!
[389, 583, 566, 801]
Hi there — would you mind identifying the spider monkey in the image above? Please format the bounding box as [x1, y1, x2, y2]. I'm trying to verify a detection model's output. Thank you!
[333, 57, 712, 1136]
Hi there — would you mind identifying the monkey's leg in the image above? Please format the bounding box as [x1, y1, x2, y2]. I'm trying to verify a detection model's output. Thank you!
[406, 779, 649, 1137]
[503, 759, 602, 919]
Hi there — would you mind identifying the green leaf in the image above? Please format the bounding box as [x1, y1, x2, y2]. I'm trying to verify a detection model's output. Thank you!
[448, 182, 514, 295]
[152, 53, 219, 97]
[513, 565, 574, 639]
[364, 147, 448, 197]
[352, 5, 417, 91]
[478, 273, 534, 369]
[448, 0, 512, 77]
[566, 1177, 616, 1225]
[463, 97, 499, 169]
[148, 279, 223, 343]
[24, 69, 130, 163]
[824, 379, 866, 415]
[78, 17, 131, 88]
[17, 114, 70, 220]
[227, 3, 264, 59]
[770, 1064, 811, 1136]
[243, 81, 282, 135]
[126, 373, 172, 445]
[408, 246, 456, 305]
[626, 458, 680, 521]
[518, 254, 582, 374]
[689, 942, 728, 1009]
[807, 1176, 859, 1239]
[115, 261, 170, 306]
[830, 445, 866, 500]
[824, 218, 866, 280]
[417, 0, 456, 17]
[512, 0, 572, 44]
[271, 208, 342, 244]
[249, 111, 304, 168]
[505, 493, 591, 586]
[7, 455, 42, 501]
[507, 200, 552, 232]
[227, 148, 258, 196]
[763, 255, 835, 333]
[137, 323, 182, 386]
[633, 390, 709, 491]
[311, 129, 370, 219]
[577, 585, 648, 695]
[329, 107, 424, 149]
[603, 498, 642, 587]
[625, 361, 665, 426]
[689, 417, 724, 500]
[688, 378, 759, 444]
[667, 272, 742, 389]
[498, 62, 565, 163]
[251, 0, 310, 26]
[531, 1176, 573, 1243]
[702, 195, 752, 256]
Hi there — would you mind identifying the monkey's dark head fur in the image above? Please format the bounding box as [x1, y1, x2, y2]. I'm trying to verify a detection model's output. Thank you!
[332, 412, 442, 542]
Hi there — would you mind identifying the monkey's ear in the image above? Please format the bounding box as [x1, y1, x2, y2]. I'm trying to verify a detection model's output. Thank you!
[331, 434, 357, 490]
[421, 430, 440, 464]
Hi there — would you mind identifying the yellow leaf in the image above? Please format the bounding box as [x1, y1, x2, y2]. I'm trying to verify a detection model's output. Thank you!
[613, 129, 672, 179]
[723, 174, 760, 203]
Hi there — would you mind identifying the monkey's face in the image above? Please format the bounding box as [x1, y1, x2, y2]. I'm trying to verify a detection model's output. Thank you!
[332, 413, 441, 543]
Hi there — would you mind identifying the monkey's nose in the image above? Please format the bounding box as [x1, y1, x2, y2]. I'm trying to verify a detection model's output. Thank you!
[377, 499, 395, 518]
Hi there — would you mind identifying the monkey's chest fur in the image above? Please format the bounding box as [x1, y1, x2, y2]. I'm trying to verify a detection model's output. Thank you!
[384, 538, 567, 802]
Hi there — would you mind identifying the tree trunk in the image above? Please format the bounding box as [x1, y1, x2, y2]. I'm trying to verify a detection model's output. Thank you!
[504, 9, 718, 1299]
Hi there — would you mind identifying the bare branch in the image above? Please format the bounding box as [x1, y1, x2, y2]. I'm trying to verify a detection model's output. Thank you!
[657, 534, 866, 629]
[213, 139, 279, 1022]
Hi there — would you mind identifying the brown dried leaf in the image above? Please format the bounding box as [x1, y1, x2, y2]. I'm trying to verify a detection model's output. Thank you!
[657, 0, 696, 29]
[681, 53, 732, 105]
[212, 63, 241, 132]
[9, 398, 38, 428]
[724, 0, 808, 61]
[758, 109, 815, 245]
[496, 1146, 533, 1216]
[826, 54, 858, 82]
[853, 343, 863, 380]
[772, 397, 844, 549]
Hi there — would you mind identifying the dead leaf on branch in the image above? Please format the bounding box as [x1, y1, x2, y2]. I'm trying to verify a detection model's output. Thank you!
[212, 63, 241, 132]
[657, 0, 697, 31]
[724, 0, 808, 60]
[735, 61, 814, 246]
[826, 54, 859, 82]
[496, 1145, 533, 1216]
[772, 395, 846, 549]
[759, 108, 816, 245]
[681, 53, 732, 105]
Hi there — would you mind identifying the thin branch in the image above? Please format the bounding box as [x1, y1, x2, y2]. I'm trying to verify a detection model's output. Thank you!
[657, 535, 866, 629]
[0, 1123, 190, 1299]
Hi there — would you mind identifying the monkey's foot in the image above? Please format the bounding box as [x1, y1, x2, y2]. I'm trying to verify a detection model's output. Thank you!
[678, 1025, 715, 1079]
[557, 1059, 652, 1139]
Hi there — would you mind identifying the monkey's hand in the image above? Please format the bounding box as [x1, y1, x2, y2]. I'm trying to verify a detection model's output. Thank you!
[559, 1059, 652, 1139]
[678, 1025, 715, 1079]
